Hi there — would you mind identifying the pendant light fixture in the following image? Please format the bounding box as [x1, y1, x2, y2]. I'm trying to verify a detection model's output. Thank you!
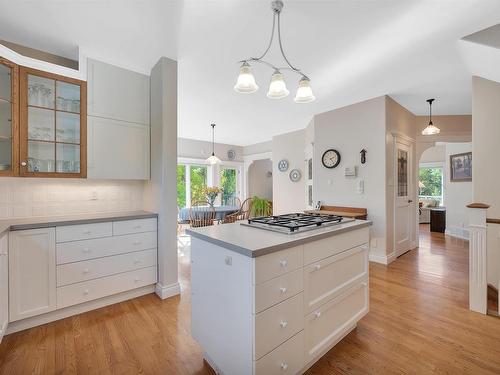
[422, 98, 440, 135]
[234, 0, 315, 103]
[206, 124, 222, 165]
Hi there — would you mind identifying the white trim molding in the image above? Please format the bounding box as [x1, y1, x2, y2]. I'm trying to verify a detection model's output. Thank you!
[155, 282, 181, 300]
[468, 204, 488, 314]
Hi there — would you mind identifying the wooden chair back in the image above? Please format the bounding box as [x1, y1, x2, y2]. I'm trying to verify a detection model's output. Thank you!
[240, 198, 253, 219]
[189, 201, 216, 228]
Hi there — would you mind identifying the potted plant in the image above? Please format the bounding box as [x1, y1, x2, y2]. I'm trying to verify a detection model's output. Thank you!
[203, 186, 223, 206]
[251, 196, 272, 217]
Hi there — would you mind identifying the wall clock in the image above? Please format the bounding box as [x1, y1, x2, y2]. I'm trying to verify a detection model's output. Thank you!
[322, 149, 341, 169]
[227, 149, 236, 160]
[278, 159, 289, 172]
[289, 169, 302, 182]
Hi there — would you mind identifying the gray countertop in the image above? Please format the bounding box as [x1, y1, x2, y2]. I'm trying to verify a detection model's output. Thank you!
[0, 211, 158, 235]
[186, 219, 372, 257]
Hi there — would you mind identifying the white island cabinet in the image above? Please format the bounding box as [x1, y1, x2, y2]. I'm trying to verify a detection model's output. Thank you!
[188, 220, 371, 375]
[0, 232, 9, 342]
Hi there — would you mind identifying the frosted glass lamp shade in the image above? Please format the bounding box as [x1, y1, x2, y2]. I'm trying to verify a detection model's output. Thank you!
[421, 122, 440, 135]
[234, 63, 259, 93]
[267, 71, 289, 99]
[206, 154, 222, 165]
[294, 77, 315, 103]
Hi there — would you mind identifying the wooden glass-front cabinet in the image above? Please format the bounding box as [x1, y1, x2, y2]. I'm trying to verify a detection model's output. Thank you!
[0, 57, 19, 176]
[19, 67, 87, 178]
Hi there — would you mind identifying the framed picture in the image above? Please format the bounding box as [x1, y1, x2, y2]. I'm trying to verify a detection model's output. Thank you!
[450, 152, 472, 182]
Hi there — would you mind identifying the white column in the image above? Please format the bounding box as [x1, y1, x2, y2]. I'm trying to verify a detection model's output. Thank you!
[468, 203, 489, 314]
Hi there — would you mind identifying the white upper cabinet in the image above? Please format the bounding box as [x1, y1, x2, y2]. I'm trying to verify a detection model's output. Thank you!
[87, 116, 150, 180]
[87, 59, 150, 125]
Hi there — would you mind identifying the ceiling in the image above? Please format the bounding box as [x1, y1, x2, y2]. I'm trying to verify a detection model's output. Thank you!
[1, 0, 499, 146]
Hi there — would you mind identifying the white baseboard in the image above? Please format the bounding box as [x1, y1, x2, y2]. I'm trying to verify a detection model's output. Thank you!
[369, 251, 396, 265]
[445, 227, 470, 240]
[0, 319, 7, 343]
[6, 285, 155, 335]
[155, 281, 181, 300]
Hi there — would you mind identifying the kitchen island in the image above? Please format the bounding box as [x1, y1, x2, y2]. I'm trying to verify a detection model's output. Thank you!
[187, 218, 371, 375]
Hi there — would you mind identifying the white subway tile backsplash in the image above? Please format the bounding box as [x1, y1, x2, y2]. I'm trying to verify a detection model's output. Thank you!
[0, 178, 145, 219]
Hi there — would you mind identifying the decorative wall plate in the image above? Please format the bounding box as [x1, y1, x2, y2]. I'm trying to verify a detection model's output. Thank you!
[227, 149, 236, 160]
[278, 159, 289, 172]
[289, 168, 301, 182]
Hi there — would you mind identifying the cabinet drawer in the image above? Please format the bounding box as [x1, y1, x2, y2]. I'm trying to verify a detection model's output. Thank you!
[57, 266, 157, 309]
[254, 245, 303, 285]
[113, 218, 157, 235]
[57, 249, 157, 286]
[254, 331, 304, 375]
[56, 222, 112, 243]
[304, 245, 368, 314]
[303, 227, 369, 265]
[57, 232, 157, 264]
[254, 269, 303, 314]
[254, 292, 303, 360]
[305, 282, 368, 362]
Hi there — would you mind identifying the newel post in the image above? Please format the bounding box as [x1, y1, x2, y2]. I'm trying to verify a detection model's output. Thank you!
[467, 203, 489, 314]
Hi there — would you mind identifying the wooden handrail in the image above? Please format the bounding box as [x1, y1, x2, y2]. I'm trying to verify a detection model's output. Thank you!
[467, 203, 490, 209]
[487, 218, 500, 224]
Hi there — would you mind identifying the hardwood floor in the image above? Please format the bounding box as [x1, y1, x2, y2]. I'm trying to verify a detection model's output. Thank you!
[2, 226, 500, 374]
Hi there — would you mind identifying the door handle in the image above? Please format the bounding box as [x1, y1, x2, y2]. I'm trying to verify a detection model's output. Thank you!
[408, 200, 413, 203]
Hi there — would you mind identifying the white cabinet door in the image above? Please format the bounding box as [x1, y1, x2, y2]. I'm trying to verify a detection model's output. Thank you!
[87, 59, 150, 125]
[9, 228, 56, 322]
[87, 116, 150, 180]
[0, 233, 8, 341]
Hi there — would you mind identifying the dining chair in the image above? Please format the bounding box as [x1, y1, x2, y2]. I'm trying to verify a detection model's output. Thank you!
[189, 201, 216, 228]
[225, 196, 241, 208]
[240, 198, 253, 219]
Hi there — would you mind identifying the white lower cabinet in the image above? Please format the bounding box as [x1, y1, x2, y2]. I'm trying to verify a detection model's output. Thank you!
[254, 331, 304, 375]
[0, 233, 9, 342]
[6, 217, 158, 331]
[9, 228, 57, 322]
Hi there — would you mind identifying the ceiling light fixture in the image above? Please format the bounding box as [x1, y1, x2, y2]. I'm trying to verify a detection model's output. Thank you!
[422, 98, 440, 135]
[234, 0, 315, 103]
[206, 124, 222, 165]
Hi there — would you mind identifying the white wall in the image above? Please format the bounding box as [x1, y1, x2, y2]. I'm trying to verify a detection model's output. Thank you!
[243, 141, 272, 156]
[313, 96, 387, 258]
[272, 129, 306, 215]
[472, 76, 500, 288]
[178, 138, 243, 162]
[420, 145, 445, 163]
[0, 178, 144, 219]
[444, 143, 472, 239]
[248, 159, 272, 200]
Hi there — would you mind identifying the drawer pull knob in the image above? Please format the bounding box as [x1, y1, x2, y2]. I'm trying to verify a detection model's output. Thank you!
[83, 248, 90, 253]
[133, 241, 142, 245]
[83, 289, 89, 295]
[280, 363, 288, 371]
[134, 277, 141, 282]
[134, 225, 142, 229]
[83, 268, 90, 274]
[314, 264, 321, 271]
[134, 259, 141, 264]
[279, 320, 288, 328]
[279, 260, 288, 268]
[279, 287, 287, 294]
[83, 230, 91, 235]
[314, 311, 321, 318]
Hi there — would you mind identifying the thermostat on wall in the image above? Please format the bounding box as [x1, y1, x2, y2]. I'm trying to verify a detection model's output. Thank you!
[345, 166, 357, 177]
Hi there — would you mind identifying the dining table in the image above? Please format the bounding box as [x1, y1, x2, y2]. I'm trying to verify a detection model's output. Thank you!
[178, 205, 240, 223]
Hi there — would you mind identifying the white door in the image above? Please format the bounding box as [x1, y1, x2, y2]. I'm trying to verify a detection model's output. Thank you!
[9, 228, 56, 321]
[394, 139, 413, 255]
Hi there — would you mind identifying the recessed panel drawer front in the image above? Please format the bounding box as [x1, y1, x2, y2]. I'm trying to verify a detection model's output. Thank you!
[304, 282, 368, 362]
[56, 222, 113, 243]
[112, 218, 157, 235]
[57, 266, 157, 309]
[304, 245, 368, 314]
[56, 232, 157, 264]
[254, 245, 303, 285]
[57, 249, 157, 286]
[254, 292, 304, 360]
[254, 331, 304, 375]
[303, 227, 369, 265]
[254, 269, 303, 314]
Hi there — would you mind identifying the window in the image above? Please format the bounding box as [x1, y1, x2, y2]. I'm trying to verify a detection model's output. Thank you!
[190, 165, 207, 204]
[397, 149, 408, 197]
[177, 165, 186, 208]
[419, 165, 443, 205]
[220, 167, 238, 205]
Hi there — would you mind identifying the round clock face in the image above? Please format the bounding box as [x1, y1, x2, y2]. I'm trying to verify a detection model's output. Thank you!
[289, 169, 302, 182]
[227, 149, 236, 160]
[322, 149, 341, 169]
[278, 159, 289, 172]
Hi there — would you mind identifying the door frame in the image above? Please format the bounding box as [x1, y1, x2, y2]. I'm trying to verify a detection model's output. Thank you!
[393, 134, 417, 257]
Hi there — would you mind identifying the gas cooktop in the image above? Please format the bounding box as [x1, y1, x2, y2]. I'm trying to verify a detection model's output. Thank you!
[240, 213, 355, 234]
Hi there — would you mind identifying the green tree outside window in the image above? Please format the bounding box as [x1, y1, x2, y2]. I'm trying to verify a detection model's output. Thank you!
[419, 167, 443, 204]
